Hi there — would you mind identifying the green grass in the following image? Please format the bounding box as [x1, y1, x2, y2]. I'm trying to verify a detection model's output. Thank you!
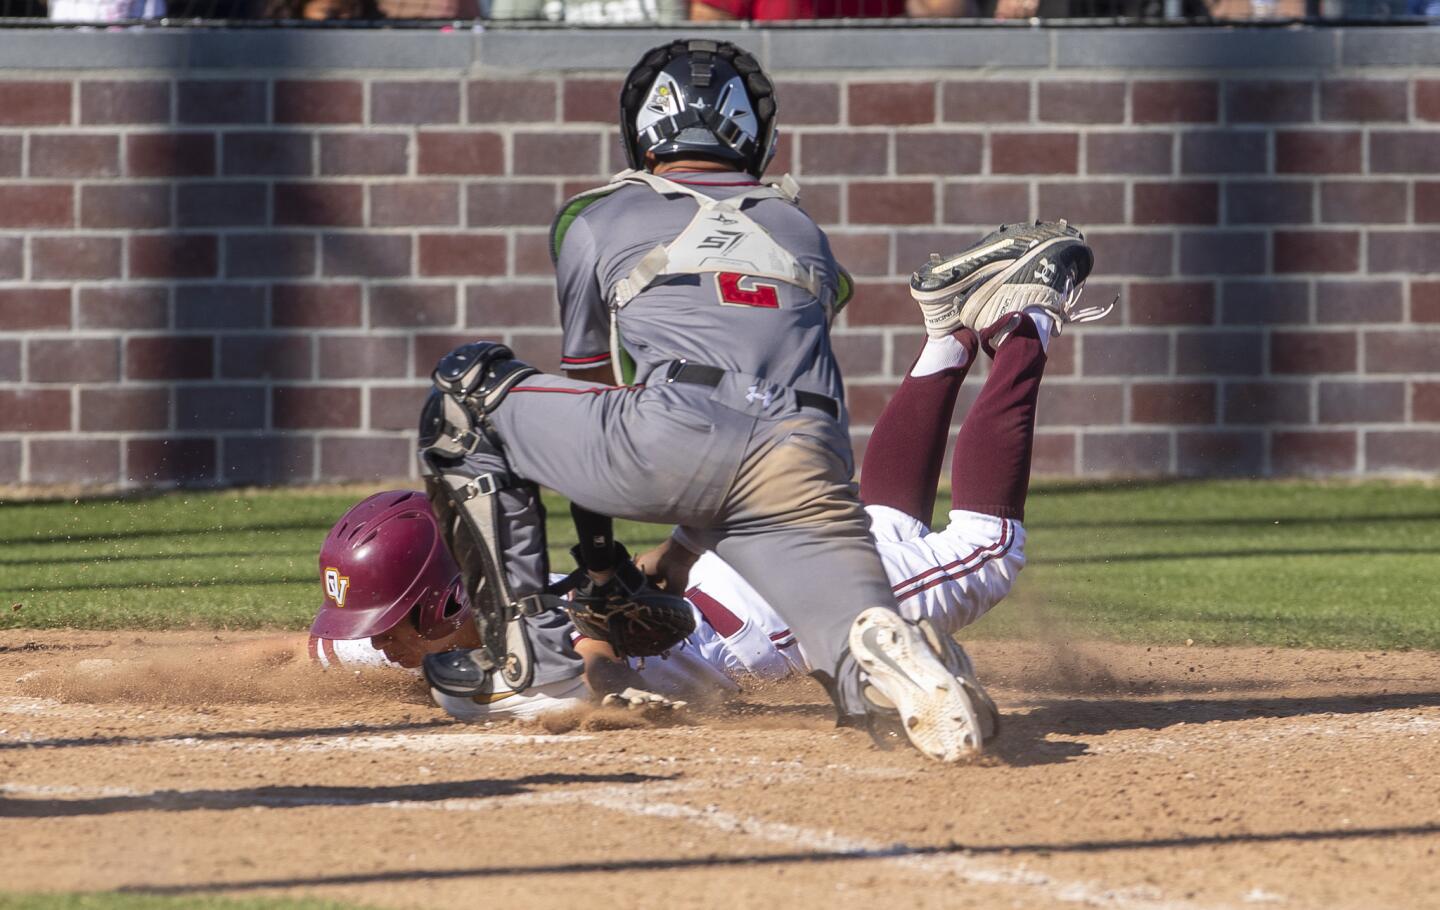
[2, 481, 1438, 650]
[0, 896, 358, 910]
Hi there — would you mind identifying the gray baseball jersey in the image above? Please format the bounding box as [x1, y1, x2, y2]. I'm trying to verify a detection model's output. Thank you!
[554, 170, 851, 410]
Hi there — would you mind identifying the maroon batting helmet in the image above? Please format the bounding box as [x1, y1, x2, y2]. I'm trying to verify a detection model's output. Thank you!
[311, 490, 470, 642]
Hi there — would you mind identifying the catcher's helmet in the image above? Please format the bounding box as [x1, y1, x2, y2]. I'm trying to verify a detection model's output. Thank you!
[620, 39, 778, 179]
[311, 490, 470, 642]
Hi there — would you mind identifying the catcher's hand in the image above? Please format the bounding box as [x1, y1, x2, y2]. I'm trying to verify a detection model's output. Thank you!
[602, 687, 688, 712]
[564, 544, 696, 659]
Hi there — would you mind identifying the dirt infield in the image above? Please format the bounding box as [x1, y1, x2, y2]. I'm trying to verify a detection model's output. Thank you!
[3, 631, 1439, 910]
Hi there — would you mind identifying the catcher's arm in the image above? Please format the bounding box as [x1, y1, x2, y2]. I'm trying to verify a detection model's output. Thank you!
[634, 533, 702, 593]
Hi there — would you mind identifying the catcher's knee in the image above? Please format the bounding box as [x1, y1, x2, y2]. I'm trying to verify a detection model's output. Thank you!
[418, 341, 538, 462]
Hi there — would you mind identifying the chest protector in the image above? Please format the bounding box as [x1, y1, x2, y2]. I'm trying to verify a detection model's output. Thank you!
[556, 169, 834, 384]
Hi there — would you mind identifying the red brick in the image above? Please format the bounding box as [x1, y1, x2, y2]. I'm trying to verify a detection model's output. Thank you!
[1225, 181, 1312, 225]
[80, 388, 169, 432]
[1038, 81, 1125, 124]
[28, 134, 119, 178]
[0, 236, 19, 279]
[320, 435, 412, 481]
[0, 342, 18, 382]
[1369, 231, 1440, 274]
[941, 81, 1029, 123]
[894, 133, 982, 176]
[1081, 432, 1171, 475]
[177, 182, 267, 227]
[29, 439, 121, 485]
[78, 287, 167, 330]
[1179, 231, 1266, 276]
[125, 336, 213, 380]
[1275, 131, 1361, 174]
[1037, 182, 1125, 225]
[468, 182, 557, 227]
[222, 132, 312, 177]
[178, 80, 265, 124]
[561, 78, 613, 123]
[0, 439, 17, 483]
[413, 332, 484, 376]
[1081, 332, 1170, 376]
[320, 335, 410, 379]
[1416, 281, 1440, 322]
[126, 438, 217, 485]
[0, 81, 71, 125]
[831, 332, 885, 377]
[1274, 230, 1359, 274]
[373, 81, 460, 125]
[322, 234, 412, 278]
[0, 184, 73, 228]
[25, 338, 115, 383]
[222, 435, 316, 485]
[226, 234, 317, 279]
[126, 133, 215, 178]
[1320, 381, 1405, 423]
[1176, 431, 1264, 476]
[218, 336, 312, 380]
[841, 281, 912, 327]
[1366, 431, 1440, 472]
[370, 284, 459, 327]
[848, 182, 934, 225]
[371, 182, 460, 227]
[369, 384, 429, 431]
[1175, 331, 1264, 376]
[1271, 330, 1356, 374]
[991, 133, 1078, 175]
[1320, 80, 1407, 123]
[775, 81, 840, 125]
[799, 183, 840, 226]
[512, 131, 601, 177]
[1315, 281, 1402, 323]
[81, 184, 170, 229]
[417, 233, 505, 277]
[1127, 281, 1214, 326]
[1227, 81, 1314, 122]
[1089, 231, 1173, 277]
[1364, 331, 1440, 374]
[1420, 80, 1440, 122]
[849, 82, 935, 126]
[31, 236, 122, 280]
[468, 79, 558, 123]
[844, 381, 899, 425]
[1370, 131, 1440, 174]
[1131, 382, 1215, 424]
[1180, 132, 1266, 175]
[941, 182, 1030, 226]
[463, 283, 557, 327]
[320, 133, 409, 176]
[1273, 431, 1356, 475]
[513, 232, 552, 277]
[174, 285, 267, 330]
[1133, 181, 1217, 225]
[130, 235, 218, 279]
[1220, 280, 1309, 325]
[1086, 133, 1172, 176]
[1322, 181, 1406, 224]
[273, 182, 364, 227]
[80, 80, 169, 124]
[0, 288, 70, 329]
[1222, 381, 1310, 424]
[827, 231, 891, 277]
[1031, 431, 1077, 475]
[275, 80, 362, 124]
[801, 132, 887, 177]
[417, 131, 504, 176]
[273, 386, 361, 430]
[0, 135, 19, 176]
[0, 389, 69, 431]
[271, 284, 361, 328]
[1037, 382, 1125, 426]
[175, 385, 265, 430]
[1414, 382, 1440, 422]
[1133, 80, 1218, 123]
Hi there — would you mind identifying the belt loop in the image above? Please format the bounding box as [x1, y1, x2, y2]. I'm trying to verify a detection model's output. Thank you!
[665, 358, 688, 383]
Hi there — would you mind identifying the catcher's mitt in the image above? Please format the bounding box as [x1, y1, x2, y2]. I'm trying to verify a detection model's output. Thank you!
[559, 543, 696, 658]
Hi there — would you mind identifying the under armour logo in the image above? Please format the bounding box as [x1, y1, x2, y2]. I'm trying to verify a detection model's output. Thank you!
[745, 384, 775, 408]
[1035, 257, 1057, 284]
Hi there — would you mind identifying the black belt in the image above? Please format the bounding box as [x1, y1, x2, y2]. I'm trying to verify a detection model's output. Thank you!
[662, 361, 840, 420]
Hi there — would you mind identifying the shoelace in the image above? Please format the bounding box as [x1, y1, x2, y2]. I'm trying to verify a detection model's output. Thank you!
[1057, 280, 1117, 326]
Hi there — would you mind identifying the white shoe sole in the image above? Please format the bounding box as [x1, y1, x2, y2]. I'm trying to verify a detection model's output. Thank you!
[849, 608, 984, 762]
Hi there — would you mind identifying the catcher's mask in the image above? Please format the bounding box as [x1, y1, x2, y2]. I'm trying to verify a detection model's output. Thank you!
[620, 38, 778, 179]
[311, 490, 470, 642]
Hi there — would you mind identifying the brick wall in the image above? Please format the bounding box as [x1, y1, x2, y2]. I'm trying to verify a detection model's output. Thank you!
[0, 27, 1437, 487]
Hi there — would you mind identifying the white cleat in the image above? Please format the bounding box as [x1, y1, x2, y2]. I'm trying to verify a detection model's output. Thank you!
[849, 607, 985, 762]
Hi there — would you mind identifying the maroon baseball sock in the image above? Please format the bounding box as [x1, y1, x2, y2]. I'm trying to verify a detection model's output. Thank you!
[951, 314, 1047, 522]
[859, 330, 980, 526]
